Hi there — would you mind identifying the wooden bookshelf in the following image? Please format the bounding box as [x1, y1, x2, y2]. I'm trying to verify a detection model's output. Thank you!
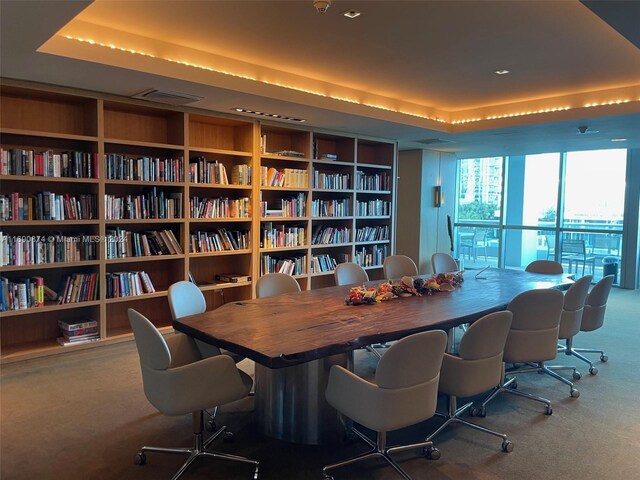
[0, 80, 396, 363]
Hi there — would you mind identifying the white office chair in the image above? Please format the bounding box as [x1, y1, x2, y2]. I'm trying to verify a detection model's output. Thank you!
[334, 262, 369, 286]
[479, 288, 565, 415]
[256, 272, 301, 298]
[559, 274, 614, 375]
[426, 311, 514, 453]
[525, 260, 564, 274]
[382, 254, 418, 279]
[431, 252, 459, 274]
[128, 309, 259, 480]
[322, 330, 448, 480]
[168, 280, 245, 431]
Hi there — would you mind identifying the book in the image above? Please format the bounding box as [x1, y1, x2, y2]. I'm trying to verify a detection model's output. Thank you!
[56, 336, 100, 347]
[215, 274, 252, 283]
[58, 319, 98, 331]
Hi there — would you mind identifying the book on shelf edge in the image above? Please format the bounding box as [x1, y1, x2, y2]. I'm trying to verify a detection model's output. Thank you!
[58, 319, 98, 331]
[57, 336, 100, 347]
[215, 274, 252, 283]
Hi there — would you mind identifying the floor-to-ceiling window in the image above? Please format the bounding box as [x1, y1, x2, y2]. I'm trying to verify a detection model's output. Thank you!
[454, 149, 630, 285]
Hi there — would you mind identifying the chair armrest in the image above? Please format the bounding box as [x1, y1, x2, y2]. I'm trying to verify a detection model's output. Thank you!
[153, 355, 249, 416]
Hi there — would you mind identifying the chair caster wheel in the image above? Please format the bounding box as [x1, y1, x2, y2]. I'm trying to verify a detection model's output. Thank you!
[206, 420, 216, 432]
[600, 354, 608, 362]
[223, 431, 235, 443]
[545, 406, 553, 415]
[423, 446, 441, 460]
[470, 406, 486, 418]
[134, 452, 146, 466]
[322, 474, 334, 480]
[570, 388, 580, 398]
[502, 440, 514, 453]
[589, 366, 598, 375]
[509, 381, 518, 390]
[572, 371, 581, 380]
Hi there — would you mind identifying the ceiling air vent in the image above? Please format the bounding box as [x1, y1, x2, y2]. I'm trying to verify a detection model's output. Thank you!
[132, 89, 203, 105]
[415, 138, 456, 145]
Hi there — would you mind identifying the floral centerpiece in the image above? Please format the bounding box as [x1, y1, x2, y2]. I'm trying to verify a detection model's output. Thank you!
[345, 271, 464, 305]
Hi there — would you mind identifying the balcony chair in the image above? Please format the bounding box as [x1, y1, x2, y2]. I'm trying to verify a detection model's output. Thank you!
[425, 311, 514, 453]
[525, 260, 563, 274]
[544, 234, 556, 260]
[561, 239, 595, 276]
[322, 330, 448, 480]
[558, 275, 614, 375]
[256, 272, 301, 298]
[128, 309, 259, 480]
[382, 255, 418, 279]
[168, 280, 245, 431]
[431, 252, 459, 274]
[478, 288, 564, 416]
[460, 230, 488, 262]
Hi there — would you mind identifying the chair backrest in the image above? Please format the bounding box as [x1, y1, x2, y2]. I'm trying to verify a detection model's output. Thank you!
[558, 275, 592, 339]
[504, 289, 564, 363]
[383, 255, 418, 279]
[168, 280, 206, 320]
[581, 275, 614, 332]
[562, 239, 586, 255]
[375, 330, 447, 389]
[334, 262, 369, 286]
[256, 272, 301, 298]
[525, 260, 563, 274]
[431, 252, 459, 274]
[129, 308, 172, 371]
[438, 311, 513, 397]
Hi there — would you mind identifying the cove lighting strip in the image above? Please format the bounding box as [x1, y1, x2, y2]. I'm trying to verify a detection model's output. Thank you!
[63, 36, 639, 126]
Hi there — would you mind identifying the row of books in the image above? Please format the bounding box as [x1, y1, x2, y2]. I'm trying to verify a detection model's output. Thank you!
[105, 154, 184, 182]
[0, 232, 98, 266]
[261, 224, 307, 249]
[354, 244, 388, 268]
[189, 196, 251, 219]
[311, 226, 351, 245]
[0, 276, 45, 311]
[1, 148, 99, 179]
[189, 157, 229, 184]
[355, 225, 390, 242]
[260, 254, 307, 276]
[311, 198, 350, 217]
[58, 272, 99, 304]
[311, 142, 339, 161]
[104, 190, 183, 220]
[57, 319, 100, 347]
[0, 192, 97, 221]
[355, 199, 391, 217]
[105, 228, 182, 259]
[106, 271, 155, 298]
[190, 229, 250, 253]
[313, 171, 350, 190]
[189, 160, 251, 186]
[258, 193, 307, 218]
[310, 254, 338, 274]
[355, 171, 391, 191]
[260, 167, 309, 188]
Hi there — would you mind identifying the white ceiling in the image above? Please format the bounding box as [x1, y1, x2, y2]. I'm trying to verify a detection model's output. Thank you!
[1, 0, 639, 157]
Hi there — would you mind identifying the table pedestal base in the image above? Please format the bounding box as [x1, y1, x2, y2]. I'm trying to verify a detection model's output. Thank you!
[255, 353, 348, 445]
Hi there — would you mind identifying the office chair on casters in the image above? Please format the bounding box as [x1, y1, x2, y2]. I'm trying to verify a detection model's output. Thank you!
[322, 330, 448, 480]
[426, 311, 514, 453]
[478, 288, 564, 416]
[558, 275, 614, 375]
[168, 281, 245, 432]
[128, 309, 259, 480]
[256, 272, 301, 298]
[334, 262, 369, 286]
[383, 255, 418, 280]
[431, 252, 459, 274]
[525, 260, 563, 274]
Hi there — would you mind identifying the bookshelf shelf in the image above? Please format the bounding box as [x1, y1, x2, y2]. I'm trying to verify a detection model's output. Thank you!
[0, 80, 397, 363]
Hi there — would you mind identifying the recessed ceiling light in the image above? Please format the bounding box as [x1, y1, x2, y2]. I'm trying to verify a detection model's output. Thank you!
[232, 108, 306, 122]
[494, 69, 510, 75]
[343, 10, 362, 18]
[611, 138, 627, 142]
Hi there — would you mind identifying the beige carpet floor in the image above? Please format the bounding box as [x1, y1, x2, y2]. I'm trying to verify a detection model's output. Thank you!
[1, 288, 639, 480]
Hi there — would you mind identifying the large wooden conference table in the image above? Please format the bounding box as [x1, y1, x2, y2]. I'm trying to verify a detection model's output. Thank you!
[174, 268, 573, 445]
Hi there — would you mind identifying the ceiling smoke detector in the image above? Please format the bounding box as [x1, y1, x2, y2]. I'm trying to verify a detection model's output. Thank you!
[313, 0, 331, 14]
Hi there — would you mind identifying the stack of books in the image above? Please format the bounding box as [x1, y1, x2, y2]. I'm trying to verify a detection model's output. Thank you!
[57, 319, 100, 346]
